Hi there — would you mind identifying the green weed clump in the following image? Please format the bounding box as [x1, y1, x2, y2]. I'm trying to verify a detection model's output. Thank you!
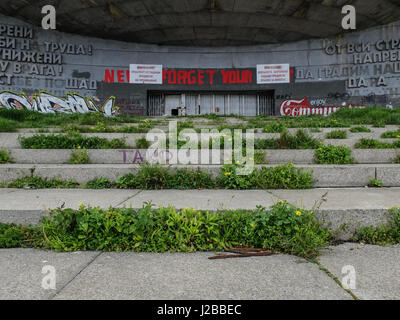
[0, 118, 18, 132]
[326, 130, 347, 139]
[217, 164, 313, 190]
[19, 132, 129, 149]
[354, 208, 400, 246]
[350, 126, 371, 133]
[0, 149, 11, 163]
[315, 145, 354, 164]
[68, 149, 90, 164]
[381, 130, 400, 139]
[355, 138, 400, 149]
[368, 179, 383, 188]
[17, 202, 329, 258]
[255, 129, 321, 150]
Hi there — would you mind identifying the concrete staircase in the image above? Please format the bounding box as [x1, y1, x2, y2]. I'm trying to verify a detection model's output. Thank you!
[0, 125, 399, 239]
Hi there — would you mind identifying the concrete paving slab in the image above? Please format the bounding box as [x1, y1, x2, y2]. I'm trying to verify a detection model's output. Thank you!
[319, 243, 400, 300]
[118, 189, 275, 210]
[53, 252, 352, 300]
[0, 188, 139, 211]
[0, 248, 100, 300]
[269, 188, 400, 210]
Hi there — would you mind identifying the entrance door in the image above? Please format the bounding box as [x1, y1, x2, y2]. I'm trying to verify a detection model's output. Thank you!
[258, 94, 275, 116]
[165, 95, 181, 116]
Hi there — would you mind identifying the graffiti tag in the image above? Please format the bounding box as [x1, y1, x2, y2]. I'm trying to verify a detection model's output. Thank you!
[0, 90, 116, 116]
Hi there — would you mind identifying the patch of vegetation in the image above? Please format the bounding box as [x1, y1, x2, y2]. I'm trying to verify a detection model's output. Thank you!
[264, 122, 287, 133]
[353, 207, 400, 246]
[0, 149, 11, 163]
[254, 151, 266, 164]
[350, 126, 371, 133]
[217, 164, 313, 190]
[368, 179, 383, 188]
[135, 137, 151, 149]
[381, 130, 400, 139]
[0, 223, 41, 248]
[393, 155, 400, 164]
[6, 176, 79, 189]
[86, 178, 114, 189]
[326, 130, 348, 139]
[0, 202, 331, 258]
[19, 132, 129, 149]
[68, 149, 90, 164]
[355, 138, 400, 149]
[315, 145, 354, 164]
[255, 129, 321, 150]
[1, 164, 314, 190]
[0, 118, 18, 132]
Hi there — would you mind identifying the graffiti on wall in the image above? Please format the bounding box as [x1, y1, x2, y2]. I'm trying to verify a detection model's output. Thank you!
[280, 97, 366, 117]
[0, 90, 117, 116]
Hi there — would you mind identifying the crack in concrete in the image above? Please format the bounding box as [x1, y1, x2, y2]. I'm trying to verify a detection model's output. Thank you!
[114, 189, 143, 208]
[50, 251, 103, 300]
[312, 259, 360, 300]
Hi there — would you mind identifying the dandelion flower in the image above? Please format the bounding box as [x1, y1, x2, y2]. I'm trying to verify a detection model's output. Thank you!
[296, 211, 302, 216]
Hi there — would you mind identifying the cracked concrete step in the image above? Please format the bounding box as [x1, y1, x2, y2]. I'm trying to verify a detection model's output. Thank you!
[3, 148, 400, 164]
[0, 163, 399, 187]
[1, 244, 399, 299]
[0, 188, 399, 239]
[1, 130, 399, 149]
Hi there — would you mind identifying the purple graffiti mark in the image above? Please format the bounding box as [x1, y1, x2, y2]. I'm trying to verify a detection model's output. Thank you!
[118, 150, 145, 164]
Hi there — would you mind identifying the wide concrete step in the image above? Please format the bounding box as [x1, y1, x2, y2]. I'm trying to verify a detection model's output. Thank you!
[1, 131, 399, 149]
[0, 163, 399, 187]
[0, 188, 399, 240]
[4, 148, 400, 165]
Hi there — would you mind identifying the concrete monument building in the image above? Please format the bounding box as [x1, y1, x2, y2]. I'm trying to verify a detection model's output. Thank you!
[0, 0, 399, 116]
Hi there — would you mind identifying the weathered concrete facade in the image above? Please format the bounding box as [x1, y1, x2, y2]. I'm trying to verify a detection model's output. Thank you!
[0, 13, 399, 116]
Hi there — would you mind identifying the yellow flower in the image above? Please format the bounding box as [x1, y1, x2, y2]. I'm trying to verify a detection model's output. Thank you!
[397, 135, 400, 139]
[225, 172, 232, 176]
[296, 211, 302, 216]
[78, 203, 84, 207]
[389, 207, 392, 211]
[77, 146, 81, 149]
[288, 162, 294, 166]
[250, 223, 255, 228]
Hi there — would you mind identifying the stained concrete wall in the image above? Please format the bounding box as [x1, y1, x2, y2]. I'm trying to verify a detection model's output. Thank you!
[0, 14, 399, 115]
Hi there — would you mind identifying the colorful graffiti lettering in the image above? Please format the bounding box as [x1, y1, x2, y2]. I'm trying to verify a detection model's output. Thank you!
[280, 97, 366, 117]
[0, 90, 117, 116]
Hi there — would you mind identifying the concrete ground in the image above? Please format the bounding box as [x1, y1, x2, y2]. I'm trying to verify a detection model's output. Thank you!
[0, 243, 399, 300]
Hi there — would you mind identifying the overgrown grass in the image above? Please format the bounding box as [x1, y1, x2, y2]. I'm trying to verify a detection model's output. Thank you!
[0, 149, 11, 163]
[315, 145, 354, 164]
[355, 138, 400, 149]
[353, 207, 400, 246]
[381, 130, 400, 139]
[255, 130, 321, 150]
[68, 149, 90, 164]
[19, 132, 129, 149]
[350, 126, 371, 133]
[0, 118, 18, 132]
[326, 130, 347, 139]
[0, 202, 332, 258]
[0, 164, 314, 190]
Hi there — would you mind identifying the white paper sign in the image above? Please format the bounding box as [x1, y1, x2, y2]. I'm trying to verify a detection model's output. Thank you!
[130, 64, 163, 84]
[257, 64, 290, 84]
